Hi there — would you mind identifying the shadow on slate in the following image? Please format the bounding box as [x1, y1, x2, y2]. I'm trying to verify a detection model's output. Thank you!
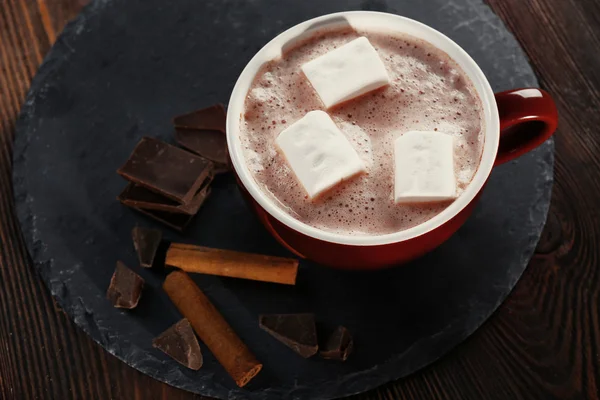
[12, 0, 553, 399]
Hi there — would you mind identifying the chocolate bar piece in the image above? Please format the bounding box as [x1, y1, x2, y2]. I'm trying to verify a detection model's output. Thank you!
[118, 185, 211, 231]
[212, 163, 231, 175]
[118, 175, 213, 215]
[320, 326, 353, 361]
[259, 313, 318, 358]
[132, 227, 162, 268]
[174, 128, 229, 169]
[173, 104, 226, 133]
[129, 204, 201, 232]
[107, 261, 144, 309]
[117, 137, 213, 204]
[152, 319, 203, 370]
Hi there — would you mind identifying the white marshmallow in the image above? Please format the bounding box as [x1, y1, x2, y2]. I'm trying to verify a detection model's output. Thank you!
[301, 37, 390, 109]
[394, 131, 456, 203]
[276, 110, 366, 199]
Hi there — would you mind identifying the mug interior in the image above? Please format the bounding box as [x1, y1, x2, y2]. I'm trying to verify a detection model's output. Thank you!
[226, 11, 499, 246]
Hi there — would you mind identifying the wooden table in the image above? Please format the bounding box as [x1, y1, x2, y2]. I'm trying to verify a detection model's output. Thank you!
[1, 0, 598, 399]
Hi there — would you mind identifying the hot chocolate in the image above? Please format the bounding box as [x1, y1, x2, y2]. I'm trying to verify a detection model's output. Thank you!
[239, 28, 484, 236]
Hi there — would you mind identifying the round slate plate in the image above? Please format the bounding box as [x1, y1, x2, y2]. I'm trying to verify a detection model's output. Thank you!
[12, 0, 553, 399]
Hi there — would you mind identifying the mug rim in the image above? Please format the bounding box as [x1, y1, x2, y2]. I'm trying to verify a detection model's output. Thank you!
[226, 11, 499, 246]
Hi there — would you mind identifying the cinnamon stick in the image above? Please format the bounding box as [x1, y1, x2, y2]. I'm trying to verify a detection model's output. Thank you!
[163, 270, 262, 387]
[166, 243, 298, 285]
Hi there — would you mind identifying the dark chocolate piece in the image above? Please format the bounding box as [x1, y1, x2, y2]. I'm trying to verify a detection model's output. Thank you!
[106, 261, 144, 309]
[119, 175, 213, 215]
[174, 128, 229, 170]
[173, 104, 226, 133]
[132, 226, 162, 268]
[118, 187, 211, 231]
[213, 162, 231, 175]
[152, 319, 203, 370]
[259, 313, 318, 358]
[129, 205, 198, 232]
[320, 326, 353, 361]
[117, 137, 213, 204]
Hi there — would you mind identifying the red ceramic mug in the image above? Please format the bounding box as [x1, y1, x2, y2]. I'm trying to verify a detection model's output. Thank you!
[226, 11, 558, 269]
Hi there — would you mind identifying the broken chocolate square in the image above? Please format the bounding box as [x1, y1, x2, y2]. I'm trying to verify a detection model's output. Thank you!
[174, 128, 229, 170]
[259, 313, 318, 358]
[117, 137, 213, 204]
[132, 226, 162, 268]
[118, 188, 196, 231]
[152, 319, 203, 370]
[107, 261, 144, 309]
[128, 204, 202, 232]
[320, 326, 353, 361]
[173, 103, 226, 133]
[118, 175, 213, 215]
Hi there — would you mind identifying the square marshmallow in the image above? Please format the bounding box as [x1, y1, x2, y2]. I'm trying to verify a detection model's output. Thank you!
[276, 110, 366, 199]
[394, 131, 456, 203]
[301, 37, 390, 109]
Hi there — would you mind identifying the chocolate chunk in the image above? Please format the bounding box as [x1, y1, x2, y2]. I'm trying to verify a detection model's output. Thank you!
[173, 104, 226, 133]
[128, 204, 202, 232]
[174, 128, 230, 172]
[259, 313, 318, 358]
[118, 175, 213, 215]
[212, 163, 231, 175]
[320, 326, 353, 361]
[117, 137, 213, 204]
[118, 183, 211, 231]
[106, 261, 144, 309]
[152, 319, 203, 370]
[132, 226, 162, 268]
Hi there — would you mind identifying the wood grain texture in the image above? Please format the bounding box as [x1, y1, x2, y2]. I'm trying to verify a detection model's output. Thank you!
[0, 0, 598, 399]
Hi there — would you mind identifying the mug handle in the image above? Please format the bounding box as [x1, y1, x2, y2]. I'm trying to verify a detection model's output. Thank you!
[494, 88, 558, 166]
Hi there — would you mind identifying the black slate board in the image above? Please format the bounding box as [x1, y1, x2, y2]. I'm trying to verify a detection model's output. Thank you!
[12, 0, 553, 399]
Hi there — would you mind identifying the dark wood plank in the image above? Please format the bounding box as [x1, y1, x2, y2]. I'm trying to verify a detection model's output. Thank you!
[36, 0, 89, 43]
[0, 2, 192, 399]
[0, 0, 598, 399]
